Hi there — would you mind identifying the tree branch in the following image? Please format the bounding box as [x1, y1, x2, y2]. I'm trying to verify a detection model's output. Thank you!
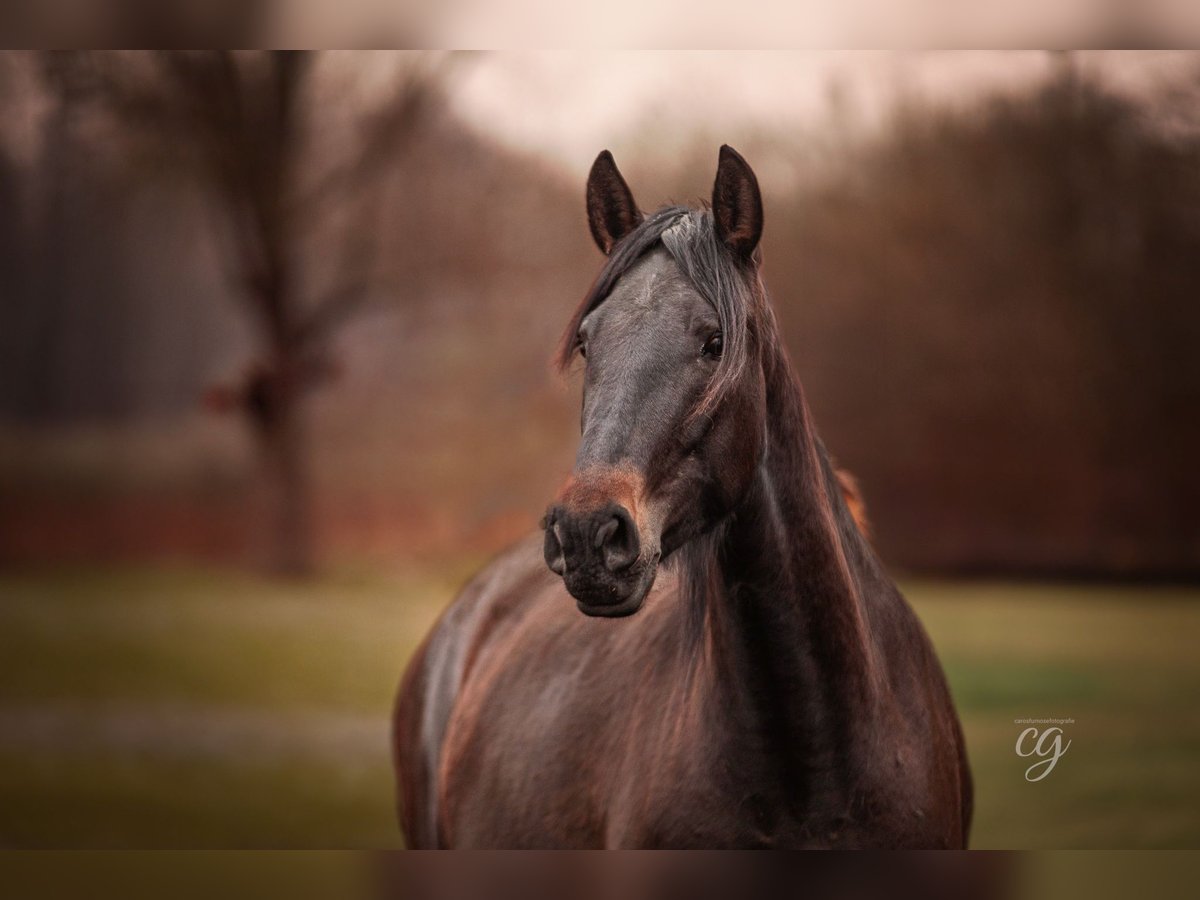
[294, 51, 462, 218]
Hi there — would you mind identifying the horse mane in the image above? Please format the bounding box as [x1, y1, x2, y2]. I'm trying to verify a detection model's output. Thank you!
[556, 205, 774, 417]
[835, 467, 872, 539]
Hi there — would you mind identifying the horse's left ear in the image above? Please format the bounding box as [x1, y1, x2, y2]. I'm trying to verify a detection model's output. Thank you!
[712, 145, 763, 262]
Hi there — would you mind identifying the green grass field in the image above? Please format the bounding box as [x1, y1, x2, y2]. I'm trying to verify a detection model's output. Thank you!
[0, 564, 1197, 848]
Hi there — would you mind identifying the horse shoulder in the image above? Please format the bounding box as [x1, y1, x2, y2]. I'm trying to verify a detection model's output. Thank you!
[392, 533, 550, 847]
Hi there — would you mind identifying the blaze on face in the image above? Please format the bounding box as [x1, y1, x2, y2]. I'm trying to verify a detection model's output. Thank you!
[543, 147, 767, 617]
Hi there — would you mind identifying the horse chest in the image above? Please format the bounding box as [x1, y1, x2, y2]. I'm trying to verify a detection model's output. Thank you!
[594, 724, 802, 848]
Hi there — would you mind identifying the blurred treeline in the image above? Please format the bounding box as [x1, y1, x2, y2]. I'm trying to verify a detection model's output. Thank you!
[772, 66, 1200, 577]
[0, 52, 1197, 578]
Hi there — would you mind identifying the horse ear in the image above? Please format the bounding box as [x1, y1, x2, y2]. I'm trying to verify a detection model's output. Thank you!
[586, 150, 642, 255]
[711, 145, 763, 261]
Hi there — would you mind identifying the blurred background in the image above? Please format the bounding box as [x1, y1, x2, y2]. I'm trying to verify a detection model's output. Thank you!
[1, 49, 1198, 848]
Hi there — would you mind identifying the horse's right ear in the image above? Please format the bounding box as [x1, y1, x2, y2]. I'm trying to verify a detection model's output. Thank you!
[586, 150, 642, 255]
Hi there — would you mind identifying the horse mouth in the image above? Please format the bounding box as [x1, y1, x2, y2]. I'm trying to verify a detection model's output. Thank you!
[568, 556, 659, 619]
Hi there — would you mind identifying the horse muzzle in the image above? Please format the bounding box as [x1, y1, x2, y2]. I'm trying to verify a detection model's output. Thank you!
[542, 500, 659, 617]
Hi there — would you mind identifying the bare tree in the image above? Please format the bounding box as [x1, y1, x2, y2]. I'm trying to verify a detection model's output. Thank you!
[41, 50, 453, 574]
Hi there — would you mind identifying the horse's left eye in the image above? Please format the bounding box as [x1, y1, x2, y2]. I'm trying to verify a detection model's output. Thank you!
[701, 332, 723, 360]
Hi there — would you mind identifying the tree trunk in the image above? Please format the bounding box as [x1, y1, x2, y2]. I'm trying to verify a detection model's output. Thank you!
[262, 379, 314, 577]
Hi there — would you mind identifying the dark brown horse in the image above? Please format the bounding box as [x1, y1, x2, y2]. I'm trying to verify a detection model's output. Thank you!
[393, 146, 972, 848]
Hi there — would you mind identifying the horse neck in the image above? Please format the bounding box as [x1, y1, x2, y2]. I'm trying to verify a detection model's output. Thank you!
[686, 338, 887, 761]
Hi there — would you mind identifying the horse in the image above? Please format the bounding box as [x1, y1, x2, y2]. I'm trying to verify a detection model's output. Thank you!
[392, 146, 972, 848]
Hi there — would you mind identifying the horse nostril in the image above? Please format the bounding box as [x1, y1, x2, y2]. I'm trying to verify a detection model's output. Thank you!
[543, 513, 566, 576]
[598, 507, 639, 573]
[594, 518, 618, 550]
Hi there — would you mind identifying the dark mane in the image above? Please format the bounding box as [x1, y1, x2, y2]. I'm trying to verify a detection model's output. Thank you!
[555, 205, 773, 417]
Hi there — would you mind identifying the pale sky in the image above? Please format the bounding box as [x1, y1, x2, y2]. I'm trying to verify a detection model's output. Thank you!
[449, 52, 1199, 174]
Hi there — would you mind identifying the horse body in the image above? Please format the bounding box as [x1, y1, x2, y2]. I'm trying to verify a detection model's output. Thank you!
[394, 147, 971, 848]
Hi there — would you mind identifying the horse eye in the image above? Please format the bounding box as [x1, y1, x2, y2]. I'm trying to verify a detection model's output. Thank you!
[701, 332, 723, 360]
